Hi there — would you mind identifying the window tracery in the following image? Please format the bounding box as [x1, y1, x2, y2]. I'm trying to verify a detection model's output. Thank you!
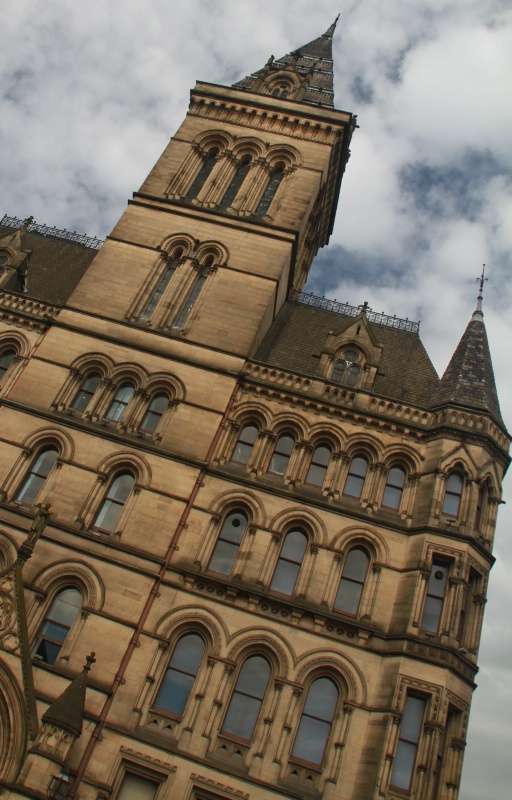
[332, 349, 361, 387]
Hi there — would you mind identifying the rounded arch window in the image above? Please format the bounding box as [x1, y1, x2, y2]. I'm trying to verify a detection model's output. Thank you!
[231, 423, 259, 465]
[208, 509, 248, 575]
[105, 382, 135, 422]
[270, 528, 308, 596]
[332, 349, 362, 387]
[140, 392, 170, 433]
[305, 444, 331, 487]
[0, 348, 16, 379]
[442, 471, 464, 517]
[334, 547, 370, 615]
[220, 155, 252, 209]
[343, 456, 368, 499]
[255, 161, 285, 217]
[92, 471, 135, 533]
[268, 433, 295, 476]
[185, 146, 220, 202]
[16, 446, 59, 505]
[153, 632, 205, 717]
[292, 676, 339, 765]
[32, 587, 82, 665]
[382, 466, 406, 510]
[222, 654, 271, 740]
[71, 372, 101, 411]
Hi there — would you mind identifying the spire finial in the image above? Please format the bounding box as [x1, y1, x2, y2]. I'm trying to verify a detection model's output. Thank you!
[325, 14, 340, 38]
[84, 652, 96, 672]
[473, 264, 487, 321]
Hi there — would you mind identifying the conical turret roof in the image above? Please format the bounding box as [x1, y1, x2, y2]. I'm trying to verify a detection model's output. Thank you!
[430, 287, 504, 428]
[41, 653, 95, 737]
[234, 18, 339, 108]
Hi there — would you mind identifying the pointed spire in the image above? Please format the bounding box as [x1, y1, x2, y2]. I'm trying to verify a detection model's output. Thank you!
[430, 274, 504, 427]
[42, 653, 96, 738]
[234, 20, 338, 108]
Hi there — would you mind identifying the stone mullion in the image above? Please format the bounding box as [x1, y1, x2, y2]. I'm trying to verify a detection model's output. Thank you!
[294, 544, 317, 600]
[336, 454, 351, 498]
[324, 703, 353, 787]
[431, 470, 447, 522]
[359, 563, 381, 620]
[274, 686, 302, 769]
[321, 553, 342, 607]
[364, 462, 384, 507]
[265, 166, 295, 220]
[158, 259, 199, 330]
[412, 569, 430, 629]
[379, 713, 402, 794]
[183, 657, 217, 734]
[202, 662, 234, 742]
[253, 680, 283, 757]
[214, 419, 239, 465]
[468, 595, 486, 653]
[285, 441, 304, 486]
[444, 577, 466, 641]
[253, 430, 275, 476]
[192, 154, 225, 206]
[293, 442, 312, 486]
[166, 145, 205, 199]
[402, 473, 420, 519]
[141, 255, 185, 329]
[458, 478, 472, 527]
[485, 497, 499, 541]
[124, 389, 149, 432]
[76, 474, 106, 530]
[133, 641, 168, 715]
[259, 533, 281, 587]
[90, 379, 115, 421]
[202, 152, 237, 206]
[228, 160, 259, 214]
[324, 452, 340, 499]
[52, 368, 81, 410]
[193, 513, 220, 571]
[238, 159, 271, 214]
[445, 738, 465, 799]
[109, 484, 140, 538]
[126, 255, 166, 321]
[116, 392, 141, 432]
[416, 723, 438, 800]
[232, 524, 257, 581]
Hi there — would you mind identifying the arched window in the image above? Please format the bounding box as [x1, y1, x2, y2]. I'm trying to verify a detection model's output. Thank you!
[382, 466, 406, 510]
[173, 257, 212, 331]
[421, 559, 450, 633]
[305, 444, 331, 487]
[208, 510, 248, 574]
[32, 587, 82, 665]
[139, 249, 183, 323]
[140, 393, 169, 433]
[390, 694, 427, 792]
[255, 162, 285, 217]
[71, 372, 101, 411]
[220, 157, 251, 209]
[16, 446, 59, 505]
[0, 348, 16, 380]
[105, 382, 135, 422]
[334, 547, 369, 615]
[231, 423, 259, 465]
[153, 633, 205, 717]
[185, 147, 219, 201]
[343, 456, 368, 499]
[332, 349, 361, 387]
[270, 529, 308, 596]
[268, 433, 295, 476]
[222, 655, 271, 740]
[442, 472, 464, 517]
[92, 471, 135, 533]
[292, 677, 339, 765]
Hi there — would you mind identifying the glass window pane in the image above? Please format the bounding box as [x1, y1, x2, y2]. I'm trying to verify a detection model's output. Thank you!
[231, 441, 252, 464]
[149, 394, 169, 414]
[118, 773, 159, 800]
[171, 634, 204, 673]
[94, 500, 124, 532]
[0, 350, 15, 376]
[221, 512, 247, 543]
[208, 539, 238, 574]
[401, 696, 426, 741]
[427, 563, 449, 598]
[345, 364, 360, 386]
[155, 669, 195, 716]
[303, 678, 338, 721]
[277, 435, 294, 455]
[269, 452, 289, 475]
[270, 561, 300, 595]
[442, 491, 461, 516]
[292, 716, 331, 764]
[343, 549, 369, 581]
[334, 578, 363, 615]
[236, 656, 270, 696]
[350, 457, 367, 477]
[34, 639, 62, 665]
[17, 473, 46, 505]
[343, 474, 364, 498]
[421, 596, 443, 632]
[38, 620, 70, 643]
[49, 588, 82, 625]
[222, 693, 261, 739]
[332, 361, 345, 382]
[110, 473, 135, 502]
[305, 462, 327, 486]
[281, 530, 307, 562]
[382, 485, 402, 509]
[391, 740, 417, 790]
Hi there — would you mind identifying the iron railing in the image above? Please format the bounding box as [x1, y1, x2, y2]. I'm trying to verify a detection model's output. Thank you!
[1, 215, 104, 250]
[292, 291, 420, 333]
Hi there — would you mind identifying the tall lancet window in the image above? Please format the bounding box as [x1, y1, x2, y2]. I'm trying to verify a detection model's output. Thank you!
[220, 156, 251, 209]
[173, 256, 213, 330]
[255, 162, 285, 217]
[139, 249, 183, 323]
[185, 147, 219, 201]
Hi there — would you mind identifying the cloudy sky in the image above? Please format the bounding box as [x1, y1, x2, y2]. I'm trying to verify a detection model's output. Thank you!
[2, 0, 511, 795]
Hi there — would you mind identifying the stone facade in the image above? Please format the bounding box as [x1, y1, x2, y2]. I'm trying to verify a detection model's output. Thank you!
[0, 21, 509, 800]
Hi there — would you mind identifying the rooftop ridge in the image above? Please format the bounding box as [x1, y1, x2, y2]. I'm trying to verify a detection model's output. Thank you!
[1, 214, 104, 251]
[293, 290, 420, 333]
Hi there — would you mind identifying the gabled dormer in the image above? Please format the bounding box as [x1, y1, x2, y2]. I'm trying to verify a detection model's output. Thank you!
[318, 310, 383, 391]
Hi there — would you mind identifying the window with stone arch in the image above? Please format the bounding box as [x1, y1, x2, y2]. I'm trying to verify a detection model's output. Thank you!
[16, 445, 59, 506]
[255, 161, 285, 217]
[442, 470, 464, 517]
[332, 348, 362, 387]
[230, 422, 259, 466]
[334, 546, 370, 616]
[32, 586, 82, 666]
[221, 654, 271, 741]
[382, 464, 407, 510]
[0, 347, 16, 381]
[153, 631, 206, 718]
[208, 508, 249, 575]
[268, 432, 295, 477]
[342, 455, 368, 499]
[71, 371, 102, 412]
[220, 155, 252, 209]
[305, 443, 332, 488]
[185, 147, 220, 202]
[105, 381, 135, 423]
[291, 675, 340, 766]
[139, 247, 184, 324]
[173, 255, 214, 331]
[139, 392, 170, 434]
[92, 471, 136, 534]
[270, 527, 308, 596]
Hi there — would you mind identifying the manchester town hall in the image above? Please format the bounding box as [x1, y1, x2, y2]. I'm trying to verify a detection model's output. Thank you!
[0, 19, 508, 800]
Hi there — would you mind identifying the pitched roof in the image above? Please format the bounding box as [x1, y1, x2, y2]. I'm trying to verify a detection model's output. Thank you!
[234, 19, 338, 108]
[255, 300, 440, 406]
[430, 306, 504, 427]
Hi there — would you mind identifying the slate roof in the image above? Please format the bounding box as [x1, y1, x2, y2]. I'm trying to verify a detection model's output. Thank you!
[255, 300, 441, 407]
[430, 310, 504, 427]
[42, 653, 96, 737]
[234, 20, 338, 108]
[0, 223, 99, 306]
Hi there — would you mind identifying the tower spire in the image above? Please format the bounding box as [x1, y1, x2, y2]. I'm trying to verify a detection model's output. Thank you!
[472, 264, 487, 321]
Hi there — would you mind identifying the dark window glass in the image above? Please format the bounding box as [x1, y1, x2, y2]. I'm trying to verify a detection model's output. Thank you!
[117, 773, 159, 800]
[345, 363, 361, 386]
[139, 250, 182, 322]
[185, 148, 219, 201]
[305, 445, 331, 487]
[292, 677, 338, 765]
[343, 456, 368, 499]
[268, 434, 294, 476]
[332, 350, 361, 386]
[92, 472, 135, 533]
[222, 655, 270, 740]
[71, 372, 101, 411]
[421, 560, 450, 633]
[442, 472, 463, 517]
[105, 382, 135, 422]
[32, 587, 82, 665]
[382, 466, 406, 510]
[16, 447, 58, 505]
[140, 393, 169, 433]
[154, 633, 205, 717]
[0, 349, 16, 379]
[208, 510, 248, 574]
[231, 424, 259, 465]
[255, 164, 284, 217]
[334, 548, 369, 615]
[220, 157, 251, 209]
[270, 529, 308, 595]
[174, 260, 211, 330]
[390, 695, 426, 791]
[475, 485, 485, 530]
